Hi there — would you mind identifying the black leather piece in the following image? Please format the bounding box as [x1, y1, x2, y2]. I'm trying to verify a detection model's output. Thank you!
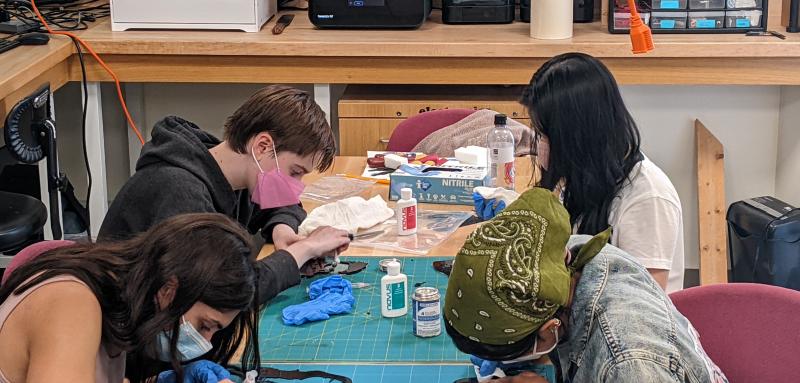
[0, 191, 47, 252]
[433, 260, 453, 276]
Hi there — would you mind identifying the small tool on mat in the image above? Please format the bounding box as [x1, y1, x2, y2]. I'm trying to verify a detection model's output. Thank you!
[348, 230, 385, 241]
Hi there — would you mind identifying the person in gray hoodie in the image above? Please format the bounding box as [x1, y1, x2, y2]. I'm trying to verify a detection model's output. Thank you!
[99, 85, 349, 306]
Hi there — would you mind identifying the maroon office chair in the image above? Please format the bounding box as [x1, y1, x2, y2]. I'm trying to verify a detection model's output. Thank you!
[386, 108, 476, 152]
[670, 283, 800, 383]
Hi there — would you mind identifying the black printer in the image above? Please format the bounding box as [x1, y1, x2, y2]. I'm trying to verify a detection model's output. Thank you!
[442, 0, 514, 24]
[309, 0, 431, 28]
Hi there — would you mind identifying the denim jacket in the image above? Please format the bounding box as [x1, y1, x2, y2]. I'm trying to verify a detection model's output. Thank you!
[556, 235, 729, 383]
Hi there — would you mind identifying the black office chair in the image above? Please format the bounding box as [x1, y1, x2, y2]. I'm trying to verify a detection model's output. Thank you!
[0, 83, 62, 253]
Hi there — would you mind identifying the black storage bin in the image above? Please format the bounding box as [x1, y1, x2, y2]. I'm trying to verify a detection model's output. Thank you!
[727, 196, 800, 290]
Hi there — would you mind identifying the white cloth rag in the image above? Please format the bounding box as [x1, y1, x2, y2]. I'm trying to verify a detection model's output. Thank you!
[474, 186, 521, 207]
[299, 195, 395, 236]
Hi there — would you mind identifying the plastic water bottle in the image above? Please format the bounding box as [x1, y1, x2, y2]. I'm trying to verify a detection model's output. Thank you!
[487, 114, 515, 190]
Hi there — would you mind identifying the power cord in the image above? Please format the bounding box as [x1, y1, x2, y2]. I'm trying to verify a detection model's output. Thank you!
[26, 0, 145, 145]
[70, 34, 91, 241]
[2, 0, 110, 31]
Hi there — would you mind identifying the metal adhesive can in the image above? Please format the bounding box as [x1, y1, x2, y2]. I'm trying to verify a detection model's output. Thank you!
[412, 287, 441, 337]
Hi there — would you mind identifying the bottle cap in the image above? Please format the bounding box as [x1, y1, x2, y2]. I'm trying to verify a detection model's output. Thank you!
[400, 187, 413, 200]
[387, 260, 401, 276]
[494, 113, 507, 125]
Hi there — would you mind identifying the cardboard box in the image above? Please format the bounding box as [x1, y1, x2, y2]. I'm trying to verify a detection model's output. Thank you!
[389, 164, 489, 206]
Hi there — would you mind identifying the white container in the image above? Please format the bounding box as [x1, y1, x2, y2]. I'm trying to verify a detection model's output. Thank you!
[381, 261, 408, 318]
[530, 0, 573, 39]
[396, 188, 418, 236]
[110, 0, 275, 32]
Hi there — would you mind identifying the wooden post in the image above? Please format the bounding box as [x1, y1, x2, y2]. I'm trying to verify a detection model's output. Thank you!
[695, 120, 728, 285]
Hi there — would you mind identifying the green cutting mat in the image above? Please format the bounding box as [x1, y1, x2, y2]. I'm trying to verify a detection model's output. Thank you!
[259, 257, 468, 364]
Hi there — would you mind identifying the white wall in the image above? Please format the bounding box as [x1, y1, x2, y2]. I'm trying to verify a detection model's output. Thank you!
[621, 86, 780, 269]
[777, 86, 800, 207]
[53, 84, 783, 270]
[53, 82, 131, 202]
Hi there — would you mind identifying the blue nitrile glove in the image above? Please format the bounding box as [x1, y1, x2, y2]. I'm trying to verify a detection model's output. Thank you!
[282, 275, 355, 326]
[470, 355, 502, 379]
[469, 355, 506, 382]
[469, 355, 557, 383]
[156, 360, 231, 383]
[473, 191, 507, 220]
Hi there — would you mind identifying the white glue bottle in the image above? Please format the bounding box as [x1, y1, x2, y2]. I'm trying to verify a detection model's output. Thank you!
[381, 260, 408, 318]
[396, 187, 417, 236]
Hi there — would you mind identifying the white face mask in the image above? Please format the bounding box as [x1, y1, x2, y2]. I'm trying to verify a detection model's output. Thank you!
[156, 316, 214, 362]
[504, 325, 560, 364]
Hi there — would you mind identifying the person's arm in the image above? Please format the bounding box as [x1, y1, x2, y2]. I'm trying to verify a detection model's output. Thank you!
[271, 224, 303, 250]
[255, 227, 351, 305]
[250, 205, 307, 245]
[614, 197, 683, 291]
[255, 250, 302, 305]
[647, 269, 670, 289]
[602, 358, 679, 383]
[23, 281, 103, 383]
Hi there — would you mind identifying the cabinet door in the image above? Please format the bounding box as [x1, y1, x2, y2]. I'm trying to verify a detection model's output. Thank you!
[339, 119, 400, 156]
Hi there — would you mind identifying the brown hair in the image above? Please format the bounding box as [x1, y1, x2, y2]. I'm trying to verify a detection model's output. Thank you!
[224, 85, 336, 171]
[0, 213, 261, 383]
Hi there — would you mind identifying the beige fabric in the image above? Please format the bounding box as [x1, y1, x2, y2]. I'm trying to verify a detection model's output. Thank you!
[0, 274, 126, 383]
[412, 109, 533, 157]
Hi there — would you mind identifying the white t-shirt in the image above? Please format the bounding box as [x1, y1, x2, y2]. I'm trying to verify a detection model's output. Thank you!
[608, 156, 685, 293]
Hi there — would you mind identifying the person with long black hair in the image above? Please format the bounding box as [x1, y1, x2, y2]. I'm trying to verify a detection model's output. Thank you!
[0, 213, 260, 383]
[520, 53, 684, 292]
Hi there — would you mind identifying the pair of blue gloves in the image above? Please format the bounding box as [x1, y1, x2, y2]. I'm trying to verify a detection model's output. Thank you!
[282, 275, 355, 326]
[156, 360, 230, 383]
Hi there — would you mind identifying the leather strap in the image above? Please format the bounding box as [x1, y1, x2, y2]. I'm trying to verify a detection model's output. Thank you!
[258, 367, 352, 383]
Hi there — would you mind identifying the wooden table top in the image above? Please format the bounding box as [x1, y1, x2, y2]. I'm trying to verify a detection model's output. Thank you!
[257, 156, 534, 259]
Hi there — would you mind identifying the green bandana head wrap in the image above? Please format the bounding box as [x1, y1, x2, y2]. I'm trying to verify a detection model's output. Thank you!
[444, 187, 610, 346]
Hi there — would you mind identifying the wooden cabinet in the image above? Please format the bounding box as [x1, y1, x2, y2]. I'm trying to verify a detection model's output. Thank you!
[338, 85, 531, 156]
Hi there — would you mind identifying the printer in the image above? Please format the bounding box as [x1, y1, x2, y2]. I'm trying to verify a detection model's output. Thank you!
[110, 0, 276, 32]
[309, 0, 431, 28]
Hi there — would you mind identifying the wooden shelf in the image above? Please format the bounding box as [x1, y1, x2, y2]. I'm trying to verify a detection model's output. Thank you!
[73, 11, 800, 58]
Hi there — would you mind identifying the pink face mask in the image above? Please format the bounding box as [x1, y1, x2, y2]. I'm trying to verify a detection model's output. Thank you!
[250, 145, 305, 209]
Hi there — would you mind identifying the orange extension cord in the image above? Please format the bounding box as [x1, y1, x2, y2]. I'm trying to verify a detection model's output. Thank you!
[628, 0, 654, 54]
[29, 0, 145, 145]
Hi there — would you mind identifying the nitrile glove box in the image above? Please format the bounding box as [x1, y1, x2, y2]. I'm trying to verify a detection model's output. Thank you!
[389, 165, 489, 205]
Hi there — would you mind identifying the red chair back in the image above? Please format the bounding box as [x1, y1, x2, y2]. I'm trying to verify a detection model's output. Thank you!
[386, 109, 476, 152]
[670, 283, 800, 383]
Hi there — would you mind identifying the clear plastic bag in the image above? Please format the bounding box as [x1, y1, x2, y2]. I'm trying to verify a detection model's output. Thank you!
[300, 176, 375, 203]
[350, 210, 472, 254]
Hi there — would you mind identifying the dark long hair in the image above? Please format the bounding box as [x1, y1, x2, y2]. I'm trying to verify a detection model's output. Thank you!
[521, 53, 644, 235]
[0, 213, 261, 382]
